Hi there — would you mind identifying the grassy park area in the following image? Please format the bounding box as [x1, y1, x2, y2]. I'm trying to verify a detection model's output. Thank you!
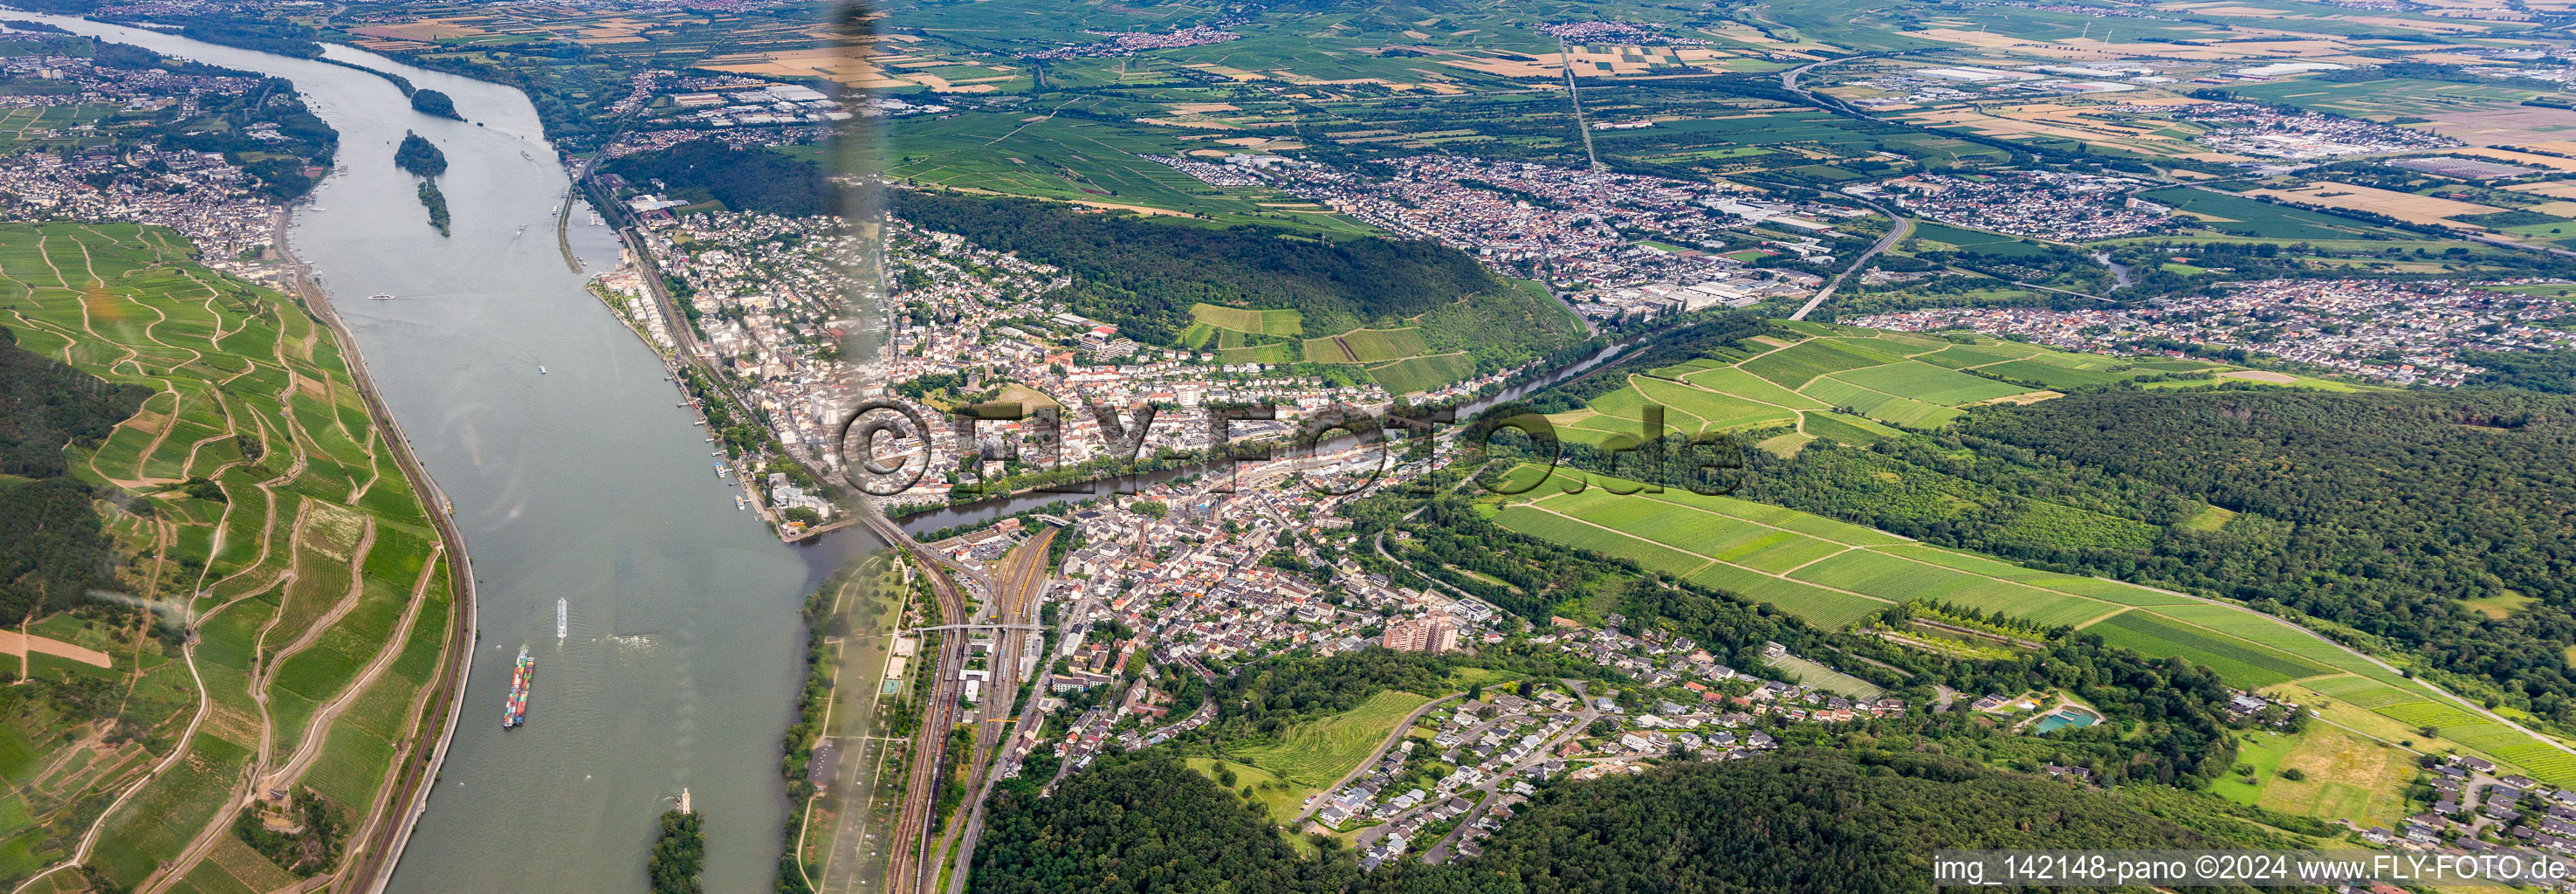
[1232, 690, 1437, 790]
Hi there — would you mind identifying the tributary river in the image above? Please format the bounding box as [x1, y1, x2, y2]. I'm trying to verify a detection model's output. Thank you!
[21, 16, 872, 892]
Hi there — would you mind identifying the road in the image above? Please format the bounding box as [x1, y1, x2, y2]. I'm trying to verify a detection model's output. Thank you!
[285, 212, 480, 894]
[1791, 202, 1909, 321]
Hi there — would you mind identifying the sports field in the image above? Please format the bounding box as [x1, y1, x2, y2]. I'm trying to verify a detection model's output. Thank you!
[0, 223, 457, 891]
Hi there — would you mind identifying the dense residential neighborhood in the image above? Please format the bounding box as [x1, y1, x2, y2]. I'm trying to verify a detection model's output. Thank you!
[1851, 279, 2576, 385]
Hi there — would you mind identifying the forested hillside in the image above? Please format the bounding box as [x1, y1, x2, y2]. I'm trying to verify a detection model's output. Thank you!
[603, 141, 834, 217]
[0, 328, 147, 622]
[1, 327, 149, 478]
[972, 755, 1350, 894]
[971, 751, 2316, 894]
[1360, 751, 2312, 894]
[1947, 389, 2576, 719]
[0, 477, 122, 623]
[890, 190, 1508, 344]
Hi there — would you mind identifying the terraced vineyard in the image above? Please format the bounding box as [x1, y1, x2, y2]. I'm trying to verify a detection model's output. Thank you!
[1488, 463, 2576, 786]
[1547, 321, 2255, 452]
[0, 223, 459, 893]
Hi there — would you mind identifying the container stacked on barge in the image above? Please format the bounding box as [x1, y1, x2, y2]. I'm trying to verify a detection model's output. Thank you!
[504, 647, 533, 728]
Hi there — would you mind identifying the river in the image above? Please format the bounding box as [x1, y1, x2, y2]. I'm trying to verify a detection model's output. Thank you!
[886, 338, 1639, 535]
[19, 16, 869, 893]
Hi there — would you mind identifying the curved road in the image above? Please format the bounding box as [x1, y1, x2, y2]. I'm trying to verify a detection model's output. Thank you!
[1791, 203, 1910, 321]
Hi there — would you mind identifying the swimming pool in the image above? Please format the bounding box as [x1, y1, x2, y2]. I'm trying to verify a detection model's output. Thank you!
[2034, 708, 2101, 733]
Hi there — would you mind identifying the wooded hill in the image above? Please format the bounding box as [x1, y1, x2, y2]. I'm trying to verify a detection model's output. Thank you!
[601, 141, 835, 218]
[889, 190, 1508, 346]
[0, 327, 147, 622]
[1943, 389, 2576, 723]
[970, 750, 2320, 894]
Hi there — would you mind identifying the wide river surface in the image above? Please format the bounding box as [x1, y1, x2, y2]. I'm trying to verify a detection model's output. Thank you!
[23, 16, 868, 892]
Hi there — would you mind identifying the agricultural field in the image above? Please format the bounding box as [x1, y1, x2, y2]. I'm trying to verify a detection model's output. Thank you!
[0, 105, 120, 154]
[1230, 690, 1437, 790]
[2133, 188, 2413, 242]
[1190, 303, 1305, 338]
[2085, 612, 2335, 688]
[0, 223, 457, 892]
[1550, 326, 2176, 446]
[1365, 353, 1479, 395]
[1486, 461, 2576, 777]
[2225, 77, 2557, 127]
[1583, 105, 2006, 180]
[883, 111, 1377, 234]
[1893, 100, 2215, 162]
[1191, 280, 1580, 395]
[1304, 327, 1427, 364]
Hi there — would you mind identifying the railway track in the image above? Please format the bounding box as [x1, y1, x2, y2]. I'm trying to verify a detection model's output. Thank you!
[869, 506, 973, 894]
[933, 529, 1054, 892]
